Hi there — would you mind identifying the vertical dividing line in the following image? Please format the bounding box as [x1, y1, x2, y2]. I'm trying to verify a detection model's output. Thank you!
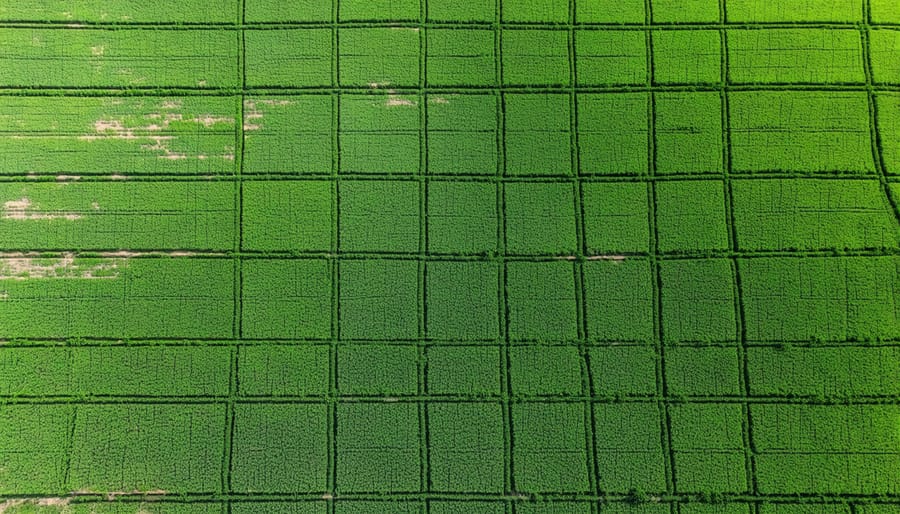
[495, 0, 514, 503]
[568, 0, 597, 504]
[224, 3, 245, 508]
[62, 403, 78, 491]
[418, 0, 430, 503]
[328, 0, 340, 510]
[719, 0, 757, 501]
[862, 0, 900, 224]
[646, 0, 676, 499]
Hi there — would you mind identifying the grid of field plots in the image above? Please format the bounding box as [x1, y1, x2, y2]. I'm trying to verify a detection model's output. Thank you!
[1, 0, 899, 513]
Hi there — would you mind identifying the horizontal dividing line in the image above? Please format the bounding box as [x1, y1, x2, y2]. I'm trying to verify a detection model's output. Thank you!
[2, 396, 899, 405]
[1, 493, 899, 504]
[1, 84, 900, 96]
[0, 172, 893, 183]
[0, 20, 899, 30]
[1, 394, 898, 403]
[0, 248, 896, 260]
[4, 339, 900, 349]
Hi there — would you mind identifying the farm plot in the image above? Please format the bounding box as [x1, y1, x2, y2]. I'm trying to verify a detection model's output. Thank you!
[0, 1, 898, 513]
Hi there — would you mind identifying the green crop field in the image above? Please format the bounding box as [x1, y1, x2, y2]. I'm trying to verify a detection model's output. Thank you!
[0, 0, 898, 513]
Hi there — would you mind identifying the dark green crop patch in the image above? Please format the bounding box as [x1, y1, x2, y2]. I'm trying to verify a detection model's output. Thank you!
[652, 30, 722, 84]
[578, 93, 649, 175]
[241, 259, 333, 339]
[339, 28, 420, 87]
[504, 181, 577, 255]
[427, 94, 498, 175]
[504, 93, 572, 176]
[426, 261, 500, 340]
[506, 261, 578, 341]
[576, 30, 648, 86]
[427, 29, 496, 86]
[339, 259, 420, 340]
[338, 344, 418, 395]
[340, 95, 421, 174]
[501, 29, 570, 86]
[339, 180, 420, 252]
[428, 402, 506, 492]
[427, 180, 498, 254]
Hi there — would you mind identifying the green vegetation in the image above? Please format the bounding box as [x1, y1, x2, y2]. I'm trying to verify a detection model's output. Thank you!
[0, 1, 898, 513]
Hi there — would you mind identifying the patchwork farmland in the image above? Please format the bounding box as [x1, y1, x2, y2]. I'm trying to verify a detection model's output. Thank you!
[0, 0, 899, 513]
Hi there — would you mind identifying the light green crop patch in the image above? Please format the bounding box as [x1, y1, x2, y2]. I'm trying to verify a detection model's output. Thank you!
[0, 0, 238, 23]
[502, 0, 568, 23]
[0, 257, 234, 339]
[501, 29, 570, 86]
[732, 179, 900, 251]
[576, 0, 644, 23]
[428, 402, 505, 492]
[339, 28, 420, 87]
[426, 29, 496, 86]
[655, 180, 729, 253]
[244, 30, 333, 87]
[728, 29, 865, 84]
[339, 0, 420, 21]
[233, 502, 325, 514]
[242, 180, 334, 252]
[877, 94, 900, 174]
[244, 0, 332, 22]
[0, 96, 237, 176]
[669, 403, 749, 493]
[729, 91, 875, 173]
[582, 182, 650, 254]
[340, 179, 420, 252]
[231, 403, 328, 492]
[575, 30, 647, 86]
[871, 0, 900, 22]
[243, 96, 333, 174]
[0, 404, 72, 495]
[0, 346, 230, 397]
[427, 0, 494, 21]
[593, 403, 667, 492]
[340, 95, 420, 174]
[660, 259, 737, 343]
[655, 91, 723, 173]
[578, 93, 648, 175]
[0, 181, 235, 250]
[427, 180, 497, 254]
[426, 94, 498, 175]
[583, 259, 654, 342]
[68, 404, 225, 493]
[0, 29, 237, 88]
[726, 0, 863, 22]
[241, 259, 332, 339]
[426, 261, 499, 340]
[652, 30, 721, 84]
[870, 29, 900, 84]
[651, 0, 720, 23]
[504, 94, 572, 176]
